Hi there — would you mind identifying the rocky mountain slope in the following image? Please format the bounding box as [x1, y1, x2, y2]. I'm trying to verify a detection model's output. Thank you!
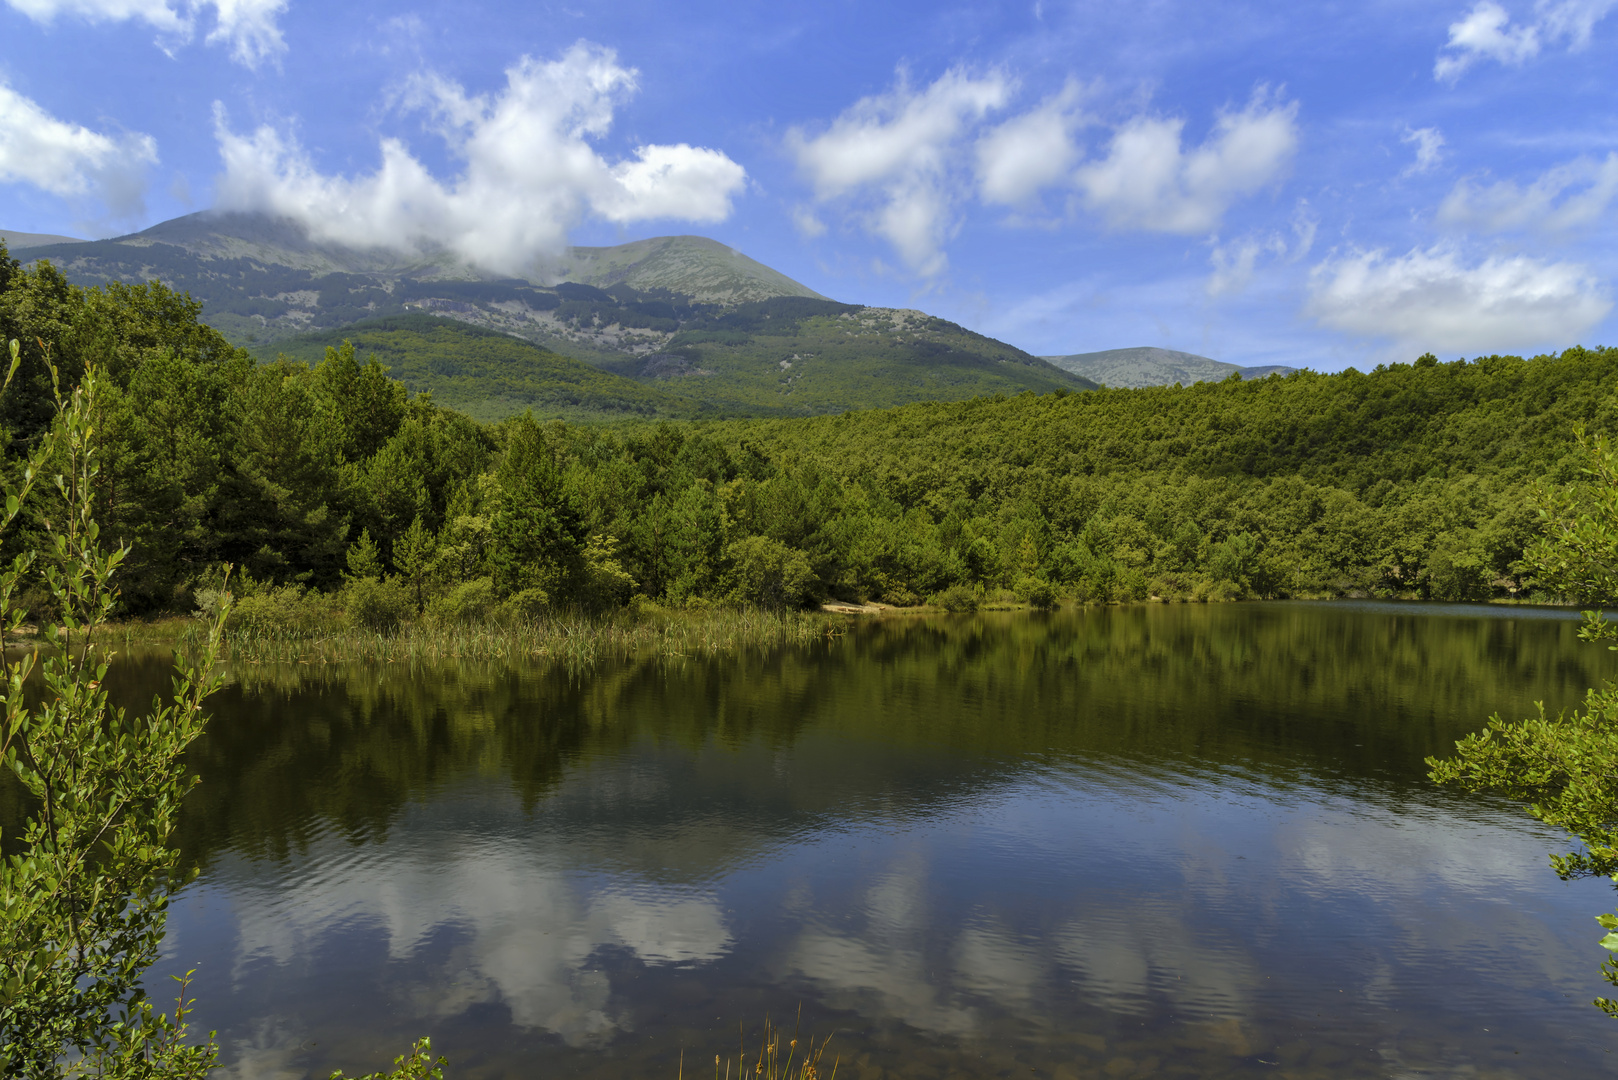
[8, 211, 1094, 418]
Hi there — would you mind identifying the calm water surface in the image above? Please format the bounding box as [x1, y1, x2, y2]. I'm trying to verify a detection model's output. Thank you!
[123, 603, 1618, 1078]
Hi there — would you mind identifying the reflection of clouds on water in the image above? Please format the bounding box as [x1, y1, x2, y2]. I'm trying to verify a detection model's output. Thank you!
[1054, 903, 1259, 1019]
[780, 781, 1593, 1039]
[206, 824, 731, 1046]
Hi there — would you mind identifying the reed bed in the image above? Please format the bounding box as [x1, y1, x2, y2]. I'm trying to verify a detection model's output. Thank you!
[109, 606, 844, 668]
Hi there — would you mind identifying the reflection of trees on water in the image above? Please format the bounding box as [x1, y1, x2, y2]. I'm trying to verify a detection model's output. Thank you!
[119, 605, 1616, 1079]
[138, 604, 1606, 876]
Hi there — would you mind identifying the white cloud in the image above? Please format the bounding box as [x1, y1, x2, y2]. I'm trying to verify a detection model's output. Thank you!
[975, 82, 1083, 207]
[1205, 202, 1317, 298]
[1074, 90, 1298, 235]
[1305, 245, 1611, 352]
[1207, 234, 1288, 297]
[787, 68, 1012, 276]
[1401, 126, 1446, 176]
[1435, 0, 1617, 81]
[7, 0, 286, 67]
[1438, 152, 1618, 232]
[213, 42, 748, 275]
[0, 81, 156, 220]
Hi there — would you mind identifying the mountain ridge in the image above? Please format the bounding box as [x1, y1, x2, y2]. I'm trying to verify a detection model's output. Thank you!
[11, 210, 1096, 419]
[1043, 346, 1298, 388]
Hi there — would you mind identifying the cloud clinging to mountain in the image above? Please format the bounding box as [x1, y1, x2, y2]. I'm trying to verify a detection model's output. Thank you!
[0, 81, 156, 223]
[213, 43, 747, 275]
[4, 0, 287, 67]
[1305, 245, 1611, 353]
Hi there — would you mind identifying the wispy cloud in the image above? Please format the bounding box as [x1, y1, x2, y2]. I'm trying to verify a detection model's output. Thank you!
[1438, 152, 1618, 232]
[1434, 0, 1617, 81]
[1305, 244, 1610, 353]
[212, 42, 748, 275]
[5, 0, 288, 67]
[1401, 126, 1446, 176]
[0, 80, 157, 225]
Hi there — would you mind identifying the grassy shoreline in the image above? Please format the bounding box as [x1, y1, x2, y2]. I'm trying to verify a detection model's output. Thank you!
[89, 605, 847, 666]
[19, 591, 1580, 669]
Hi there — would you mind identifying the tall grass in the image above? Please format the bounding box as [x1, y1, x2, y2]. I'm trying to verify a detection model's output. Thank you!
[112, 606, 844, 668]
[691, 1015, 837, 1080]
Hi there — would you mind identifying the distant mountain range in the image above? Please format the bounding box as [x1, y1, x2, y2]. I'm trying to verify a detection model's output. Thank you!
[1042, 347, 1298, 388]
[2, 229, 86, 250]
[4, 212, 1094, 418]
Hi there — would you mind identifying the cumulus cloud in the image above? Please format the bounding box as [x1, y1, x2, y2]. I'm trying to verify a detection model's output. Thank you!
[1401, 126, 1446, 176]
[975, 82, 1083, 208]
[213, 43, 748, 275]
[1305, 245, 1611, 352]
[787, 68, 1012, 276]
[1435, 0, 1617, 81]
[791, 74, 1294, 277]
[1438, 152, 1618, 233]
[1074, 90, 1298, 235]
[0, 81, 156, 220]
[6, 0, 287, 67]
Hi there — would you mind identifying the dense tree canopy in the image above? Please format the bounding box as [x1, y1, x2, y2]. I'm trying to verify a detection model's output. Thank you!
[3, 241, 1615, 619]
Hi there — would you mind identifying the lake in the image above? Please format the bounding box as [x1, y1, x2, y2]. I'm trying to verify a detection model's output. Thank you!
[123, 602, 1618, 1078]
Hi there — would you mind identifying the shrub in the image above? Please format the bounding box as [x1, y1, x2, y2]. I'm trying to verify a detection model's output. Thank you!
[496, 586, 550, 622]
[1017, 574, 1058, 610]
[426, 576, 497, 624]
[228, 583, 315, 633]
[343, 576, 412, 631]
[725, 535, 816, 608]
[933, 584, 979, 612]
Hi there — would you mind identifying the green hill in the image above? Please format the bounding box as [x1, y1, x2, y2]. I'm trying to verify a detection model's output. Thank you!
[258, 314, 694, 422]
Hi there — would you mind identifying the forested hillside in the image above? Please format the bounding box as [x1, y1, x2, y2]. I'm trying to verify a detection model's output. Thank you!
[257, 314, 696, 422]
[0, 241, 1608, 620]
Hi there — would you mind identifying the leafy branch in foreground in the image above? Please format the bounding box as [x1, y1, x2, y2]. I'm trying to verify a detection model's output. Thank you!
[0, 335, 445, 1077]
[1428, 425, 1618, 1017]
[0, 343, 231, 1075]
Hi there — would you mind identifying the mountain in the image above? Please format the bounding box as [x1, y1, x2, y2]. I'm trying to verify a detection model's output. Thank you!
[1043, 347, 1298, 388]
[547, 235, 828, 303]
[19, 210, 1095, 419]
[2, 229, 85, 250]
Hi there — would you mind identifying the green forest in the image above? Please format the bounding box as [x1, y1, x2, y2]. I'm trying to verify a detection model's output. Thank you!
[2, 241, 1612, 627]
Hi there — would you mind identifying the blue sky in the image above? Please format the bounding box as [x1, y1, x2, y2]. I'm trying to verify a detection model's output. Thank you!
[2, 0, 1616, 369]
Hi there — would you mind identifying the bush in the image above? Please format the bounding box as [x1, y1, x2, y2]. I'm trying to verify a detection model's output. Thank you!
[1017, 574, 1058, 610]
[725, 535, 817, 608]
[426, 576, 496, 624]
[579, 534, 637, 611]
[343, 576, 412, 631]
[496, 586, 550, 622]
[228, 583, 317, 633]
[933, 584, 979, 612]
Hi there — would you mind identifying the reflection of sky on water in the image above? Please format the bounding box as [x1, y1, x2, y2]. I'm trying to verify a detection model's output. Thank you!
[162, 749, 1614, 1080]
